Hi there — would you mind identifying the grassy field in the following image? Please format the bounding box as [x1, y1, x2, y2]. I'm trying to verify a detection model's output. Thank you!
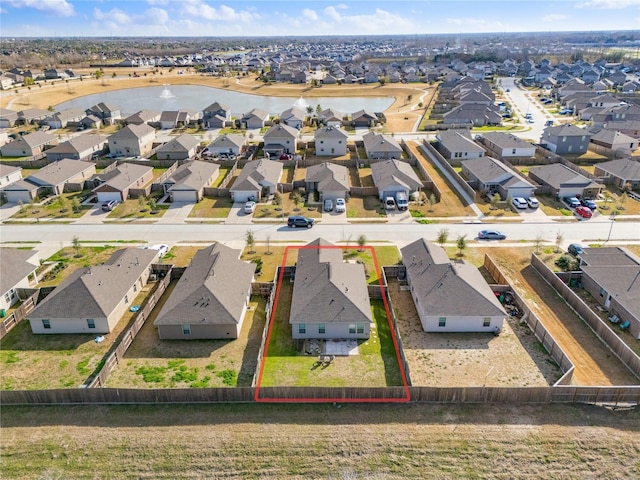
[1, 403, 638, 479]
[10, 192, 92, 220]
[187, 196, 233, 218]
[346, 196, 387, 218]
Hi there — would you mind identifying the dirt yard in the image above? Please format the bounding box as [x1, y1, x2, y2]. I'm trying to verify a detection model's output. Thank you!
[388, 281, 562, 387]
[2, 403, 638, 479]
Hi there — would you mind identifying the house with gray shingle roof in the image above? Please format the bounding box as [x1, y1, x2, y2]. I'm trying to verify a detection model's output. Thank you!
[0, 131, 57, 157]
[0, 248, 39, 313]
[156, 134, 199, 161]
[401, 239, 506, 332]
[205, 134, 246, 156]
[108, 124, 156, 157]
[26, 159, 96, 196]
[305, 162, 349, 202]
[290, 238, 372, 340]
[45, 134, 107, 161]
[230, 158, 283, 202]
[0, 164, 22, 189]
[589, 129, 638, 156]
[17, 108, 50, 124]
[3, 179, 40, 203]
[314, 126, 348, 156]
[124, 110, 161, 126]
[86, 103, 121, 125]
[461, 156, 535, 200]
[370, 158, 422, 200]
[528, 163, 603, 198]
[436, 129, 485, 162]
[163, 160, 219, 202]
[279, 107, 306, 130]
[479, 132, 536, 158]
[44, 108, 86, 129]
[593, 158, 640, 190]
[541, 124, 591, 155]
[154, 243, 256, 339]
[263, 124, 299, 157]
[241, 108, 269, 129]
[318, 108, 344, 128]
[91, 162, 153, 202]
[202, 102, 231, 128]
[351, 110, 378, 128]
[362, 131, 402, 160]
[0, 108, 19, 128]
[27, 248, 157, 334]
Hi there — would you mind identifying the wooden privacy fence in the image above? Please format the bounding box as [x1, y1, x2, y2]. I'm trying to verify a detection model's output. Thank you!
[87, 270, 172, 388]
[419, 140, 476, 204]
[0, 290, 39, 339]
[2, 385, 639, 405]
[530, 254, 640, 380]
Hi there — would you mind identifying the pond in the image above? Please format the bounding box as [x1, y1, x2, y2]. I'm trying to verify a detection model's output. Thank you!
[54, 84, 394, 118]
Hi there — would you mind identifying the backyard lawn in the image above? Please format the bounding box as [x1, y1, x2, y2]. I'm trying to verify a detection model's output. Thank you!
[259, 282, 403, 387]
[10, 192, 92, 220]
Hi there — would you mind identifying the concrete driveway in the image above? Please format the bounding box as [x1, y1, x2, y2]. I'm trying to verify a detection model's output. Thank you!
[0, 202, 22, 222]
[76, 204, 112, 224]
[321, 209, 349, 224]
[225, 202, 254, 224]
[518, 206, 549, 222]
[385, 208, 413, 223]
[156, 202, 195, 224]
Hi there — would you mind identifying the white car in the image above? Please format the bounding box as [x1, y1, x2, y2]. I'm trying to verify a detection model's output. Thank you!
[244, 201, 256, 214]
[527, 197, 539, 208]
[512, 197, 528, 209]
[141, 244, 169, 258]
[335, 198, 346, 213]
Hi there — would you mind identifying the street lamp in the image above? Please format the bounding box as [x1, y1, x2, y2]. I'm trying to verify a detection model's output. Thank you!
[605, 210, 618, 244]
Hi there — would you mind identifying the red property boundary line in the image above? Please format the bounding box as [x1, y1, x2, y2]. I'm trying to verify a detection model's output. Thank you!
[254, 244, 410, 403]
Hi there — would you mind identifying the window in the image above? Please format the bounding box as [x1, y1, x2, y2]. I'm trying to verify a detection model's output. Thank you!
[298, 323, 306, 334]
[562, 136, 567, 142]
[599, 287, 606, 298]
[42, 319, 51, 329]
[438, 317, 446, 327]
[568, 145, 573, 152]
[338, 140, 342, 144]
[87, 319, 95, 329]
[512, 149, 516, 154]
[182, 324, 191, 335]
[133, 283, 137, 293]
[124, 295, 129, 304]
[348, 324, 356, 334]
[4, 291, 12, 303]
[320, 140, 324, 144]
[483, 317, 491, 327]
[318, 323, 325, 334]
[356, 323, 365, 334]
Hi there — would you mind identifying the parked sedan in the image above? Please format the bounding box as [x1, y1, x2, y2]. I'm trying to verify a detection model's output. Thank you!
[563, 196, 581, 208]
[335, 198, 346, 213]
[568, 244, 584, 256]
[580, 198, 597, 211]
[478, 230, 507, 240]
[574, 206, 593, 219]
[244, 201, 256, 214]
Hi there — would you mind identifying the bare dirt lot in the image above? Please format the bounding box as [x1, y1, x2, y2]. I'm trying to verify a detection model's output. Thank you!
[2, 403, 639, 479]
[388, 280, 562, 387]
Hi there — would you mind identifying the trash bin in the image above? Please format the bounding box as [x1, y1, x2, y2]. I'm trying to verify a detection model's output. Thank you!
[0, 309, 5, 318]
[569, 279, 577, 287]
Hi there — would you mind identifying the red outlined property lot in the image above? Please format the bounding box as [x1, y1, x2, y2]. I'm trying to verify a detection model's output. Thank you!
[255, 244, 410, 403]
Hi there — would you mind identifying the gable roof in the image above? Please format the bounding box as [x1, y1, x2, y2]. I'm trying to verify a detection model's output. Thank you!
[305, 162, 349, 191]
[528, 164, 597, 189]
[27, 159, 95, 186]
[0, 248, 38, 295]
[166, 160, 219, 191]
[371, 158, 422, 191]
[314, 126, 348, 141]
[2, 131, 56, 153]
[125, 110, 160, 124]
[543, 124, 590, 138]
[92, 162, 152, 191]
[481, 131, 535, 150]
[154, 243, 255, 327]
[207, 134, 246, 150]
[401, 239, 506, 318]
[242, 108, 269, 122]
[264, 123, 298, 140]
[362, 131, 402, 154]
[28, 248, 157, 319]
[437, 129, 485, 154]
[45, 134, 107, 155]
[156, 134, 199, 154]
[109, 123, 155, 140]
[290, 238, 372, 325]
[462, 156, 534, 188]
[231, 158, 283, 191]
[595, 158, 640, 180]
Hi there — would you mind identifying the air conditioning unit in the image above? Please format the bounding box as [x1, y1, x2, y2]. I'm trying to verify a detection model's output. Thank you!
[149, 274, 158, 281]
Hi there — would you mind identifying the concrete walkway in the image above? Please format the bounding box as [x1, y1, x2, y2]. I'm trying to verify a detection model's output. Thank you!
[155, 202, 195, 224]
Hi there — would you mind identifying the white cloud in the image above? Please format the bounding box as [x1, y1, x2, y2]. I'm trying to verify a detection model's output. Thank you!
[182, 0, 258, 22]
[5, 0, 74, 16]
[147, 0, 169, 5]
[543, 14, 568, 22]
[577, 0, 640, 8]
[302, 8, 318, 22]
[324, 6, 342, 22]
[145, 7, 169, 25]
[94, 7, 132, 25]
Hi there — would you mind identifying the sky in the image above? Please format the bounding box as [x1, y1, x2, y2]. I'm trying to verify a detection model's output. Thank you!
[0, 0, 638, 38]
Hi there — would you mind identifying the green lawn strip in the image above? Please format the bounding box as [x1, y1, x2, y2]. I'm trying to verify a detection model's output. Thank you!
[188, 196, 233, 218]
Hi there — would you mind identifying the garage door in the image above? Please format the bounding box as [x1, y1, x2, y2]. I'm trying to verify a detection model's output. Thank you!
[5, 190, 33, 203]
[232, 190, 257, 202]
[96, 192, 122, 202]
[171, 190, 197, 203]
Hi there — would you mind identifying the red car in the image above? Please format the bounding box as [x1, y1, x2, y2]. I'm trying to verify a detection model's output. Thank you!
[575, 206, 593, 219]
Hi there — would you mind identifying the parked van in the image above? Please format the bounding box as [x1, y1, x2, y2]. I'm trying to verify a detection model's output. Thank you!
[395, 192, 408, 210]
[384, 197, 396, 210]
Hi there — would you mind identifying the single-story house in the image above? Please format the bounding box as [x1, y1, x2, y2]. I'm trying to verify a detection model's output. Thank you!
[401, 239, 506, 332]
[442, 104, 502, 126]
[479, 132, 536, 158]
[436, 129, 485, 162]
[0, 108, 19, 128]
[362, 131, 403, 159]
[26, 159, 96, 197]
[45, 134, 107, 161]
[351, 110, 378, 128]
[108, 124, 156, 157]
[163, 160, 219, 202]
[318, 108, 344, 128]
[290, 238, 372, 340]
[589, 130, 639, 156]
[263, 124, 298, 157]
[241, 108, 269, 129]
[461, 156, 536, 200]
[205, 134, 246, 156]
[92, 162, 153, 202]
[541, 124, 591, 155]
[156, 134, 200, 161]
[370, 158, 422, 200]
[0, 131, 57, 157]
[154, 243, 256, 340]
[528, 163, 603, 198]
[0, 164, 23, 189]
[44, 108, 86, 129]
[230, 158, 283, 202]
[124, 110, 161, 126]
[279, 107, 306, 130]
[17, 108, 50, 125]
[594, 158, 640, 190]
[579, 247, 640, 339]
[305, 162, 350, 202]
[27, 248, 157, 334]
[0, 248, 39, 314]
[3, 179, 40, 203]
[314, 126, 348, 156]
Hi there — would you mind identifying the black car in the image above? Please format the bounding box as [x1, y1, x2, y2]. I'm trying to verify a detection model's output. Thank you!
[478, 230, 507, 240]
[287, 215, 315, 228]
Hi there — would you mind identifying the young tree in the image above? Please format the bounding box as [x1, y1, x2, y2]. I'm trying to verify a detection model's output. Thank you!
[428, 193, 437, 211]
[617, 192, 628, 211]
[138, 195, 148, 211]
[456, 234, 467, 257]
[72, 235, 82, 257]
[436, 228, 449, 246]
[602, 191, 612, 210]
[490, 193, 501, 210]
[533, 234, 544, 255]
[245, 229, 255, 254]
[71, 197, 81, 214]
[357, 234, 367, 252]
[147, 197, 158, 214]
[555, 231, 564, 253]
[58, 195, 69, 213]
